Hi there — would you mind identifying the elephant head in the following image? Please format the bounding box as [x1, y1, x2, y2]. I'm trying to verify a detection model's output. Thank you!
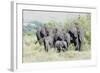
[35, 25, 50, 45]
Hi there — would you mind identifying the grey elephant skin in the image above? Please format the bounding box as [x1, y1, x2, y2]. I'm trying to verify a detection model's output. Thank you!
[55, 40, 68, 52]
[68, 24, 84, 51]
[35, 23, 84, 52]
[43, 36, 54, 52]
[35, 26, 49, 45]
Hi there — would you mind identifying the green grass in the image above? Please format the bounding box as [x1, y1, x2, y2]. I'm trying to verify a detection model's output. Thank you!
[22, 35, 91, 63]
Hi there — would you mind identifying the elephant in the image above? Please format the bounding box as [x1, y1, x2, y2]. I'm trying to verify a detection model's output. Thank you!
[76, 24, 84, 51]
[42, 27, 69, 52]
[55, 40, 68, 52]
[53, 29, 65, 47]
[54, 29, 64, 40]
[68, 23, 84, 51]
[63, 32, 71, 47]
[35, 26, 49, 45]
[35, 26, 60, 52]
[43, 36, 54, 52]
[53, 28, 71, 46]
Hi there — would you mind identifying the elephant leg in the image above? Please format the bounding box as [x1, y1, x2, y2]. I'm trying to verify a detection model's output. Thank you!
[63, 45, 67, 52]
[44, 40, 48, 52]
[77, 34, 82, 51]
[45, 44, 48, 52]
[62, 48, 66, 52]
[57, 47, 61, 53]
[78, 40, 82, 51]
[73, 41, 77, 50]
[65, 45, 68, 51]
[44, 42, 47, 52]
[46, 42, 50, 52]
[39, 40, 42, 45]
[74, 38, 79, 51]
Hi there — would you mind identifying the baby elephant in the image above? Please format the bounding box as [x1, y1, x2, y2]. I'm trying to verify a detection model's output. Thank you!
[55, 40, 68, 52]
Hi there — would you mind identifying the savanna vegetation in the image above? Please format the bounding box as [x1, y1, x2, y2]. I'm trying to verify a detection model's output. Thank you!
[22, 14, 91, 63]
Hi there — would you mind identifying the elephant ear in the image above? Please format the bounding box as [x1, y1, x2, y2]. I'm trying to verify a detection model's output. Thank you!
[70, 26, 77, 34]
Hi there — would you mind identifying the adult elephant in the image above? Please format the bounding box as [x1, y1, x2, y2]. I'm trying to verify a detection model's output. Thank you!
[76, 24, 84, 51]
[68, 23, 84, 51]
[35, 26, 49, 45]
[43, 27, 58, 52]
[53, 29, 64, 47]
[43, 36, 54, 52]
[63, 32, 71, 47]
[52, 28, 70, 49]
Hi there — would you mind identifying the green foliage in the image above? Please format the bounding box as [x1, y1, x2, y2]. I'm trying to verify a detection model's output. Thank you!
[23, 14, 91, 63]
[44, 20, 58, 28]
[78, 15, 91, 44]
[64, 14, 91, 44]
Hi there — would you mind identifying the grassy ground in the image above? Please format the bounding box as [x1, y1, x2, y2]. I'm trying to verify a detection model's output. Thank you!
[22, 34, 91, 63]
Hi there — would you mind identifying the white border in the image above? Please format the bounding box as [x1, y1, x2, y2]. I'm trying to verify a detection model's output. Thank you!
[11, 1, 97, 72]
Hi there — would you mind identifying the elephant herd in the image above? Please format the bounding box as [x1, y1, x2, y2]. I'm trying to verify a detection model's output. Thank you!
[35, 22, 84, 52]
